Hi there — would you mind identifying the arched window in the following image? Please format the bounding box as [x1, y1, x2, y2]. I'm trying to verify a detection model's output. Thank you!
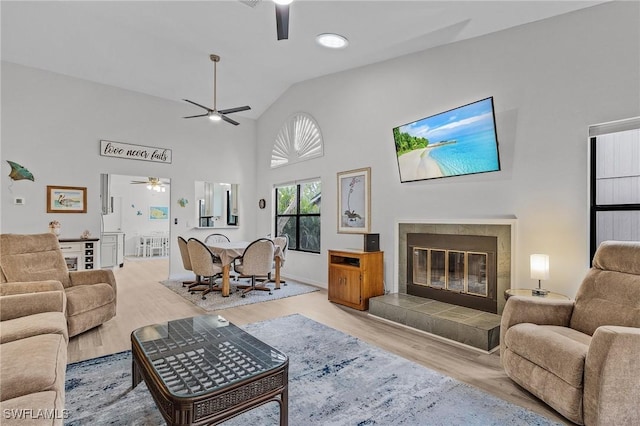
[271, 113, 323, 168]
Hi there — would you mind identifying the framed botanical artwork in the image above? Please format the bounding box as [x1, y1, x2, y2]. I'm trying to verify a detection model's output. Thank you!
[149, 206, 169, 220]
[337, 167, 371, 233]
[46, 185, 87, 213]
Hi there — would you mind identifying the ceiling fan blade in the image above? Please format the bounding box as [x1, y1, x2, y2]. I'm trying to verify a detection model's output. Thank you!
[183, 99, 213, 112]
[183, 113, 210, 119]
[218, 106, 251, 115]
[221, 115, 240, 126]
[275, 3, 289, 40]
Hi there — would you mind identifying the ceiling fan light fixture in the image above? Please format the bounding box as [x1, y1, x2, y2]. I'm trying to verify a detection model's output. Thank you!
[315, 33, 349, 49]
[183, 54, 251, 126]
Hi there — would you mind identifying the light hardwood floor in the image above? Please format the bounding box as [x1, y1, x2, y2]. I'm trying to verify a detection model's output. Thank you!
[68, 258, 567, 424]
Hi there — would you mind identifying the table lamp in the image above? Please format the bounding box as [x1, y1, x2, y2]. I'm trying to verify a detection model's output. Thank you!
[530, 254, 550, 296]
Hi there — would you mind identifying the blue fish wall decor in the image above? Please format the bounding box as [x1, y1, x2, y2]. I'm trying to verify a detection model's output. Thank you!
[7, 160, 35, 181]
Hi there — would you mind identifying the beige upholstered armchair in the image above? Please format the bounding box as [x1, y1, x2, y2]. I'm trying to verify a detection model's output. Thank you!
[0, 280, 69, 424]
[0, 233, 117, 337]
[0, 280, 68, 344]
[501, 241, 640, 426]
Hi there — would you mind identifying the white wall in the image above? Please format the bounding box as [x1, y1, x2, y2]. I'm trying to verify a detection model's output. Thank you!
[0, 62, 258, 278]
[255, 2, 640, 296]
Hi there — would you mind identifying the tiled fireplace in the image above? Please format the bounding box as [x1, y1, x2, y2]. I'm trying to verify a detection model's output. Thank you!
[369, 220, 515, 352]
[397, 221, 513, 314]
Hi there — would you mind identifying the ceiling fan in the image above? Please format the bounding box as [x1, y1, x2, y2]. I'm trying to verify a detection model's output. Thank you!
[238, 0, 292, 40]
[182, 54, 251, 126]
[274, 0, 292, 40]
[130, 177, 169, 192]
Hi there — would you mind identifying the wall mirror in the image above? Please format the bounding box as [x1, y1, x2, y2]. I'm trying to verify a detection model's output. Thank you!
[194, 181, 239, 228]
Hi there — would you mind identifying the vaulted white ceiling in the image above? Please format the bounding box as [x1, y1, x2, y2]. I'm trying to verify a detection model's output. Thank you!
[1, 1, 606, 120]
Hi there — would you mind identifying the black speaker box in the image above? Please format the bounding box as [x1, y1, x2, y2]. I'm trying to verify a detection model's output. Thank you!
[364, 233, 380, 252]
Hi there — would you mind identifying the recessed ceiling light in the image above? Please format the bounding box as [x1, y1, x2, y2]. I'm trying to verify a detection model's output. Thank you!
[316, 33, 349, 49]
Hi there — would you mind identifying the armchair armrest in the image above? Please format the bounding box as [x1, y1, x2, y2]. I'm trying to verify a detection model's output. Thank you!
[584, 326, 640, 426]
[0, 290, 66, 321]
[500, 296, 574, 358]
[69, 269, 117, 295]
[0, 280, 64, 296]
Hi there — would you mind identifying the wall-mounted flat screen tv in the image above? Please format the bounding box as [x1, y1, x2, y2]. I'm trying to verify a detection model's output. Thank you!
[392, 97, 500, 183]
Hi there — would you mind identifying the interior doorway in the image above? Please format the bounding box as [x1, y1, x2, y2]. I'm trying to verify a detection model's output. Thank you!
[100, 174, 170, 268]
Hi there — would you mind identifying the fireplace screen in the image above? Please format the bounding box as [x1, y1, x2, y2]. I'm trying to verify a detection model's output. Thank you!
[412, 248, 488, 297]
[406, 233, 499, 313]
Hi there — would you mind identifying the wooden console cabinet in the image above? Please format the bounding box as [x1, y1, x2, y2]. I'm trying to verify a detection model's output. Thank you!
[328, 249, 384, 311]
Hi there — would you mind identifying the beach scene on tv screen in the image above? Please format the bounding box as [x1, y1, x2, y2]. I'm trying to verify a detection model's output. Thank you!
[393, 98, 500, 182]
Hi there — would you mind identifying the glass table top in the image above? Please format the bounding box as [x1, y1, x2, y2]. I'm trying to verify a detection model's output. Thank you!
[132, 315, 287, 398]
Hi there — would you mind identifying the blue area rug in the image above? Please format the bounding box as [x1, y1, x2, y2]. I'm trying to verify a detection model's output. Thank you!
[65, 314, 561, 425]
[160, 278, 319, 311]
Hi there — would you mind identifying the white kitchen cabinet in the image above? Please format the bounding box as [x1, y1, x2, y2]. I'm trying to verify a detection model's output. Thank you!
[101, 232, 125, 268]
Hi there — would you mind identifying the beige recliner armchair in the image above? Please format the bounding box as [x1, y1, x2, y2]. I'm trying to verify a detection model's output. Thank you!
[0, 233, 117, 337]
[501, 240, 640, 425]
[0, 280, 69, 425]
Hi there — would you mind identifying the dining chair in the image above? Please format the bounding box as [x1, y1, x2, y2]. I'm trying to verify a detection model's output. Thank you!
[135, 236, 147, 257]
[204, 233, 230, 245]
[162, 236, 169, 256]
[148, 236, 165, 257]
[177, 236, 199, 288]
[186, 238, 223, 300]
[267, 235, 289, 286]
[234, 238, 275, 298]
[204, 233, 237, 278]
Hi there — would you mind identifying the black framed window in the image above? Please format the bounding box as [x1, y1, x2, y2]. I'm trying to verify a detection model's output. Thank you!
[275, 180, 321, 253]
[589, 127, 640, 259]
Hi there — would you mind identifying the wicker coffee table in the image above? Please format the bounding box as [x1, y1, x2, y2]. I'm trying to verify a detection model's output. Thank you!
[131, 315, 288, 425]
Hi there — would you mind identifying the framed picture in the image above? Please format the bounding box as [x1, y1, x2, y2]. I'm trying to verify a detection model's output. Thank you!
[46, 185, 87, 213]
[149, 206, 169, 220]
[337, 167, 371, 233]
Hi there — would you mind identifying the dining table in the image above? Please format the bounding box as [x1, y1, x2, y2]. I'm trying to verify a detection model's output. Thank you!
[207, 241, 284, 297]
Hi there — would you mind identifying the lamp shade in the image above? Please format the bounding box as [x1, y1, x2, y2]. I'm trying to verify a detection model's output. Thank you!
[530, 254, 550, 280]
